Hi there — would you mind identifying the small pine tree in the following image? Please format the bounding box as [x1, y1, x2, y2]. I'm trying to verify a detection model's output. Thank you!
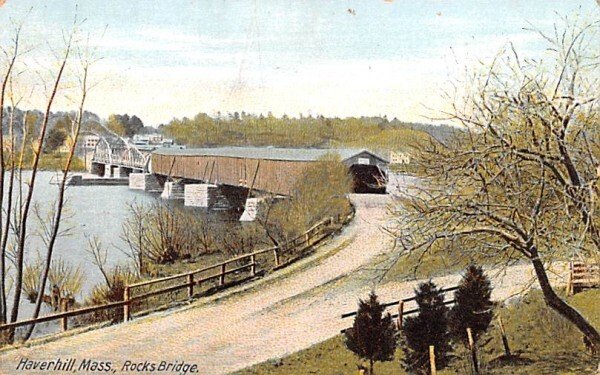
[401, 281, 451, 374]
[449, 265, 493, 346]
[345, 291, 397, 375]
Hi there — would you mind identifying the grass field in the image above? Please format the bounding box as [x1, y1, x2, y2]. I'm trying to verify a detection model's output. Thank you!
[379, 241, 508, 284]
[234, 289, 599, 375]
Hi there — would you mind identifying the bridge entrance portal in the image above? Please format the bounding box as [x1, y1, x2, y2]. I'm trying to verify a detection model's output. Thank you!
[348, 164, 387, 194]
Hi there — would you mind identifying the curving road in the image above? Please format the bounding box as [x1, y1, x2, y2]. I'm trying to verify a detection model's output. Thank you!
[0, 194, 564, 375]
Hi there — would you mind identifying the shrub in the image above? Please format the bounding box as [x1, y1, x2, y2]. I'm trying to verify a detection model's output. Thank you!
[22, 258, 84, 305]
[449, 265, 493, 346]
[86, 266, 138, 323]
[47, 258, 85, 300]
[261, 154, 352, 246]
[122, 202, 225, 275]
[345, 291, 396, 375]
[401, 281, 451, 374]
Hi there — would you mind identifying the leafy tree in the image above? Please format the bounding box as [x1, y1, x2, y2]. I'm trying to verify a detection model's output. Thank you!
[258, 154, 352, 247]
[106, 113, 144, 137]
[449, 265, 493, 346]
[107, 114, 126, 136]
[401, 281, 451, 374]
[127, 115, 144, 136]
[391, 17, 600, 352]
[345, 291, 396, 375]
[43, 126, 67, 153]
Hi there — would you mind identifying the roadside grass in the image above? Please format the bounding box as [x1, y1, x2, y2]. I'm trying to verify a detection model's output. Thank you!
[144, 252, 229, 279]
[380, 241, 505, 283]
[233, 289, 599, 375]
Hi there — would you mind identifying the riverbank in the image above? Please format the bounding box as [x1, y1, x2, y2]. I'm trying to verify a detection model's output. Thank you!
[0, 194, 386, 373]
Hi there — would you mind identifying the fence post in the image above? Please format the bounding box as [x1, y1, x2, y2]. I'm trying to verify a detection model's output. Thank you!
[187, 273, 194, 298]
[566, 261, 573, 295]
[250, 254, 256, 277]
[429, 345, 437, 375]
[467, 327, 479, 374]
[220, 264, 226, 286]
[273, 248, 280, 267]
[60, 298, 68, 331]
[123, 286, 130, 322]
[497, 315, 511, 357]
[397, 301, 404, 330]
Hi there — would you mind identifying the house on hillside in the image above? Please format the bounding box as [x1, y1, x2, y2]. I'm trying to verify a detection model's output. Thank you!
[389, 151, 411, 165]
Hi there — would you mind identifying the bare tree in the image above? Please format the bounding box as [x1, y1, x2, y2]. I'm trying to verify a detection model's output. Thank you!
[86, 235, 112, 288]
[0, 12, 99, 343]
[120, 202, 150, 275]
[0, 18, 25, 327]
[23, 20, 97, 340]
[391, 17, 600, 352]
[121, 201, 204, 271]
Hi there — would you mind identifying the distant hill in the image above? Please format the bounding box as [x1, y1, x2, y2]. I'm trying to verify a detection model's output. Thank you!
[160, 113, 456, 153]
[389, 119, 460, 144]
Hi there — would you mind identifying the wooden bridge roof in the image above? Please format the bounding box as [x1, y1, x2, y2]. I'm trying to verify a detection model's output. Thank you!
[153, 146, 388, 163]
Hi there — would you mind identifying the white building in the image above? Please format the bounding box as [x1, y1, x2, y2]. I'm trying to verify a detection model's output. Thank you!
[389, 151, 411, 164]
[83, 135, 100, 149]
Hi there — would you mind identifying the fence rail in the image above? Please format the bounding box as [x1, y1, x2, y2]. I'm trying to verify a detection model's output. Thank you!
[1, 210, 354, 339]
[566, 261, 600, 295]
[340, 285, 458, 333]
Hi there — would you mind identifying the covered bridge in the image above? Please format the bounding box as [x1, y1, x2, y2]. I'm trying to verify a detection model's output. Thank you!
[151, 147, 388, 196]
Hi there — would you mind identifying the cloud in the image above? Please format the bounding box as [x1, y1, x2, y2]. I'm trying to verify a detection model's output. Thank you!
[90, 27, 272, 55]
[136, 28, 256, 47]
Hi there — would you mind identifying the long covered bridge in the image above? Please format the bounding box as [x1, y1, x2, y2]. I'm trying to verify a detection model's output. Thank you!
[150, 147, 388, 196]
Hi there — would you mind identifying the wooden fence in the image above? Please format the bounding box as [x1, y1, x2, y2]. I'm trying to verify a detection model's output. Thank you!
[340, 285, 459, 332]
[1, 210, 354, 339]
[566, 261, 600, 295]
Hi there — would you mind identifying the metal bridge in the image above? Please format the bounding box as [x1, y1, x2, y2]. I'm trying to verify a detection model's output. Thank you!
[90, 136, 150, 177]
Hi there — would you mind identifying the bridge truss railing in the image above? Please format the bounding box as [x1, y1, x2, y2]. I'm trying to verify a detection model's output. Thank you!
[91, 138, 150, 171]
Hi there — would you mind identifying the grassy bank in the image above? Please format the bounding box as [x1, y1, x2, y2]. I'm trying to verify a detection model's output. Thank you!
[380, 240, 511, 283]
[234, 289, 600, 375]
[38, 153, 86, 171]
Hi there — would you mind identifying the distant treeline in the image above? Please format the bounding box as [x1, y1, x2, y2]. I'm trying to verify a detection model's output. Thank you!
[2, 107, 459, 155]
[1, 108, 155, 145]
[159, 112, 458, 152]
[0, 108, 102, 170]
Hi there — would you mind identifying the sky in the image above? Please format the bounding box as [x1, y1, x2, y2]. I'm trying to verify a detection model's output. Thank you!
[0, 1, 598, 126]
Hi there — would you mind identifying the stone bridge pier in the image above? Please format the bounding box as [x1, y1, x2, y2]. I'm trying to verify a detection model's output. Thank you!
[134, 176, 251, 214]
[239, 195, 285, 222]
[90, 162, 105, 176]
[182, 182, 249, 212]
[129, 172, 163, 192]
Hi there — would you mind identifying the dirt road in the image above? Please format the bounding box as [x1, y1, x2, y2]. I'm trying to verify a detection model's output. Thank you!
[0, 194, 563, 375]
